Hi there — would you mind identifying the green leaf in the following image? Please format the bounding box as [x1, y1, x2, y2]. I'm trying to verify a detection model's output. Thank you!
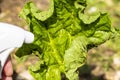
[64, 36, 87, 79]
[31, 0, 54, 21]
[46, 65, 61, 80]
[17, 0, 118, 80]
[79, 12, 100, 24]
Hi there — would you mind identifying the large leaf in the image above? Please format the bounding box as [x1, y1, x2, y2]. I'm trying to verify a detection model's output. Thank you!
[17, 0, 118, 80]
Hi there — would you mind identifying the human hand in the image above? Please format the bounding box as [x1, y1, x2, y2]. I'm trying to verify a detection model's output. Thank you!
[2, 56, 13, 80]
[0, 22, 34, 79]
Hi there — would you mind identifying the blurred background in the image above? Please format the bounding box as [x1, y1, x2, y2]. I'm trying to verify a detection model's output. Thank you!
[0, 0, 120, 80]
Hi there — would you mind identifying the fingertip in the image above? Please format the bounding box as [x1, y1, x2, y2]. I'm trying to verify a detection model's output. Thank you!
[3, 57, 13, 77]
[24, 31, 34, 43]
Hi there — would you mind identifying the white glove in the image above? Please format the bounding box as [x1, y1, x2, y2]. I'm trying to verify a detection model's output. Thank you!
[0, 22, 34, 52]
[0, 22, 34, 78]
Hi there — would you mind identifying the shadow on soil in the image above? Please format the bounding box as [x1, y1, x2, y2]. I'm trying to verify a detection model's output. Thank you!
[78, 64, 105, 80]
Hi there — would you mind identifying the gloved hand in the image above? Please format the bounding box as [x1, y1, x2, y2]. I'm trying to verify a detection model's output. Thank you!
[0, 22, 34, 52]
[0, 22, 34, 79]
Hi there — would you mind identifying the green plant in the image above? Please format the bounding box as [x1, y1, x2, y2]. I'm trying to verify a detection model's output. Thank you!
[16, 0, 118, 80]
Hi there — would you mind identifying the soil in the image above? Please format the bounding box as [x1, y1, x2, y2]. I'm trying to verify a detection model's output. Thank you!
[0, 0, 26, 26]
